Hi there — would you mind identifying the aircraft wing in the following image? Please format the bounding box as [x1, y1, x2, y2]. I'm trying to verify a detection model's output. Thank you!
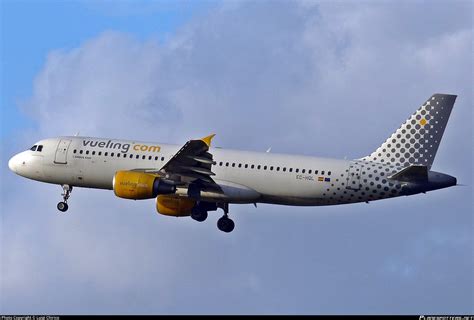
[132, 134, 220, 190]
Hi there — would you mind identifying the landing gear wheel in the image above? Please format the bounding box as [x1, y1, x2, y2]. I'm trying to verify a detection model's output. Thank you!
[57, 202, 69, 212]
[191, 211, 208, 222]
[57, 184, 72, 212]
[217, 216, 235, 233]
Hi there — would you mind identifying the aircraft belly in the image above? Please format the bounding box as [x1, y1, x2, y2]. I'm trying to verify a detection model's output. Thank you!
[82, 160, 118, 189]
[212, 171, 324, 203]
[176, 179, 261, 203]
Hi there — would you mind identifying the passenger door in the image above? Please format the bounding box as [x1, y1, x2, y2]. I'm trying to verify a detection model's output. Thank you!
[54, 139, 72, 164]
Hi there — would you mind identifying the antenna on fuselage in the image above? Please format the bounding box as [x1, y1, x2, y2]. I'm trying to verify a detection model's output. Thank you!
[74, 131, 80, 137]
[266, 147, 272, 153]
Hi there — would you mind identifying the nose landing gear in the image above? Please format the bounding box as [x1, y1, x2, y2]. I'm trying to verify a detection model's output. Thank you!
[57, 184, 72, 212]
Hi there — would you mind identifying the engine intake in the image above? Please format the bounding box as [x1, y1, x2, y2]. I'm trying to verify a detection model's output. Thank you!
[113, 171, 176, 200]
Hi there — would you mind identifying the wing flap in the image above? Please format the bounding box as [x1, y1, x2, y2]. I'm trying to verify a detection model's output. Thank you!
[187, 155, 215, 165]
[180, 166, 215, 176]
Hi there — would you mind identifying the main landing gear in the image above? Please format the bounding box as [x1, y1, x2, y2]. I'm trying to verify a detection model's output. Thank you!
[190, 201, 216, 223]
[217, 215, 234, 233]
[191, 207, 208, 222]
[191, 201, 235, 233]
[57, 184, 72, 212]
[216, 202, 234, 233]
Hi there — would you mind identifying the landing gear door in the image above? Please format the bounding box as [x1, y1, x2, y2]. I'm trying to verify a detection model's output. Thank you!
[346, 162, 362, 190]
[54, 139, 72, 164]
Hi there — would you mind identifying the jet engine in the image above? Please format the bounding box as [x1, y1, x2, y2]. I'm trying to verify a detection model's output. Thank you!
[156, 195, 196, 216]
[113, 171, 176, 200]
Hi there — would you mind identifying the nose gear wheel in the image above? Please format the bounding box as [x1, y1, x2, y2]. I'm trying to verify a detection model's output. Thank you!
[57, 184, 72, 212]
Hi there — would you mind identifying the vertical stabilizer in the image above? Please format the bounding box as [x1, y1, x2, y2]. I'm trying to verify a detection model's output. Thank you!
[361, 93, 456, 169]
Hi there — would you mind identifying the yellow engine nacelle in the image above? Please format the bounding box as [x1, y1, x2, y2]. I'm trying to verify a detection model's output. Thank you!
[156, 195, 196, 217]
[113, 171, 176, 200]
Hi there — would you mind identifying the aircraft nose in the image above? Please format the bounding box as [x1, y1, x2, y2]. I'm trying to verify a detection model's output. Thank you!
[8, 154, 19, 173]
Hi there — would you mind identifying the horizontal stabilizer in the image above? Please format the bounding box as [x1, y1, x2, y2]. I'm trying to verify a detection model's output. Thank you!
[388, 165, 428, 182]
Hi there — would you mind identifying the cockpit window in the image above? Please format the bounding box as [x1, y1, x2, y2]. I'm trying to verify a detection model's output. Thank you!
[30, 145, 37, 151]
[37, 145, 43, 152]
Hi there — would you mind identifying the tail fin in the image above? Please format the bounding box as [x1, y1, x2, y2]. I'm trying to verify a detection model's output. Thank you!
[362, 93, 456, 169]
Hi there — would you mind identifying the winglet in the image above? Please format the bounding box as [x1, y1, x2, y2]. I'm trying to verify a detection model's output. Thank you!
[201, 134, 216, 147]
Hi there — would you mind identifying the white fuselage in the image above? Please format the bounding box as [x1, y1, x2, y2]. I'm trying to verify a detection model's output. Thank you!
[9, 136, 414, 206]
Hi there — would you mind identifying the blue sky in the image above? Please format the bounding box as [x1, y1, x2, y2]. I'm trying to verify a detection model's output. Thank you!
[1, 0, 473, 315]
[1, 0, 210, 137]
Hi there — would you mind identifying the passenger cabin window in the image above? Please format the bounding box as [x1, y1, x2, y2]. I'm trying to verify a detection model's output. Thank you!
[130, 154, 133, 159]
[238, 164, 242, 168]
[136, 155, 140, 159]
[295, 169, 299, 173]
[37, 145, 43, 152]
[30, 145, 37, 151]
[314, 170, 318, 174]
[302, 169, 305, 173]
[257, 165, 261, 169]
[111, 153, 115, 157]
[270, 166, 273, 171]
[276, 167, 280, 171]
[104, 152, 108, 156]
[148, 156, 152, 160]
[86, 151, 89, 155]
[321, 171, 325, 175]
[244, 164, 248, 168]
[263, 166, 267, 170]
[155, 156, 158, 161]
[219, 162, 223, 166]
[161, 157, 165, 161]
[99, 152, 102, 156]
[289, 168, 293, 172]
[73, 149, 77, 154]
[251, 165, 255, 169]
[308, 170, 312, 174]
[232, 163, 235, 167]
[80, 150, 83, 154]
[142, 155, 146, 160]
[328, 171, 331, 176]
[117, 153, 120, 158]
[92, 151, 96, 155]
[283, 167, 286, 172]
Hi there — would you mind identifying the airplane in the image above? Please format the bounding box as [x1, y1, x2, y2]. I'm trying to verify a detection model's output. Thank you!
[8, 93, 458, 233]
